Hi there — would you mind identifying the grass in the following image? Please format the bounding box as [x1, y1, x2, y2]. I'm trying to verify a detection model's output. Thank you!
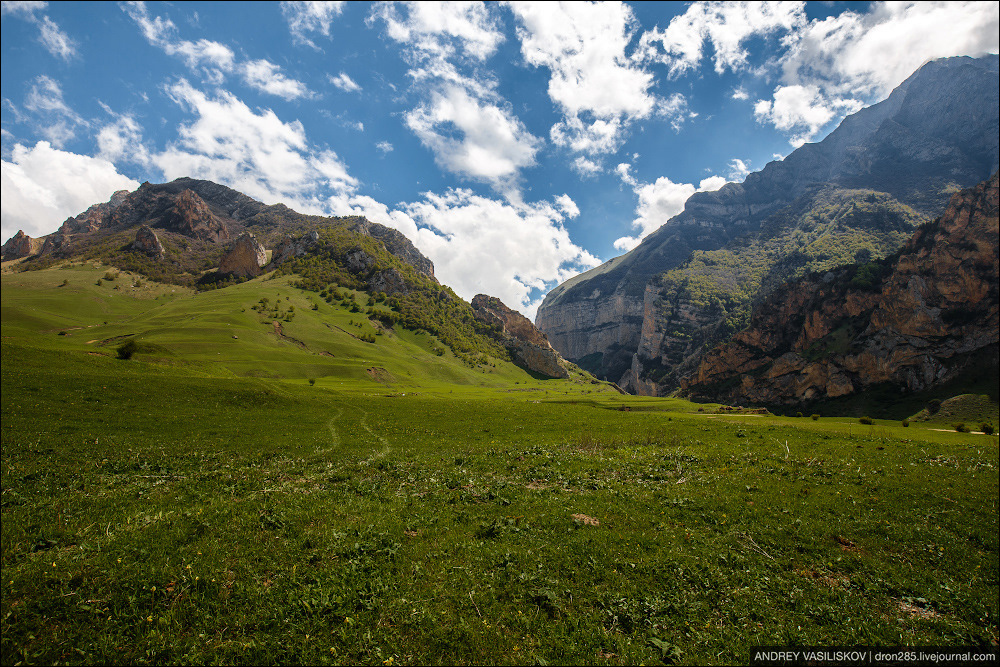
[2, 264, 998, 665]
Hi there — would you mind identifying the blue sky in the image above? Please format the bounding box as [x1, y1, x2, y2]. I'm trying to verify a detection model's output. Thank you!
[2, 1, 998, 317]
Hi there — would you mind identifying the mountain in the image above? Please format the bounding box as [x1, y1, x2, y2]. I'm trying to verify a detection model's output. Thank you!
[535, 55, 1000, 393]
[3, 177, 579, 379]
[685, 172, 998, 407]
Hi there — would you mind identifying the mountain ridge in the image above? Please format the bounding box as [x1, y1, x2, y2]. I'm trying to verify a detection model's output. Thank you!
[535, 54, 1000, 390]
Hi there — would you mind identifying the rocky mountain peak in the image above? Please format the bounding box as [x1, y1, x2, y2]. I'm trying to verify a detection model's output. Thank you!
[1, 230, 34, 260]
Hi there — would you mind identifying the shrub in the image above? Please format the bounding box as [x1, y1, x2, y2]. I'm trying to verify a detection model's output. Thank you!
[117, 339, 139, 360]
[859, 416, 873, 425]
[811, 414, 820, 421]
[796, 411, 803, 418]
[901, 419, 910, 427]
[308, 378, 316, 386]
[96, 279, 103, 286]
[953, 422, 969, 433]
[978, 422, 993, 435]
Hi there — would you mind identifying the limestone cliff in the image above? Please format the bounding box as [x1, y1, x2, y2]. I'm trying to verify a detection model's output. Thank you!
[685, 173, 999, 405]
[536, 55, 999, 389]
[218, 232, 266, 278]
[471, 295, 570, 379]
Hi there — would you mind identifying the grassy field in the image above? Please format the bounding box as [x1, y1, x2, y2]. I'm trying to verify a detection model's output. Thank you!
[2, 264, 998, 665]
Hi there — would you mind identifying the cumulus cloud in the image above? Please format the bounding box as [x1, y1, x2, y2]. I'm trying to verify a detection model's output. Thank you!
[281, 1, 345, 48]
[241, 59, 312, 100]
[376, 141, 393, 154]
[1, 141, 139, 242]
[96, 110, 150, 166]
[1, 1, 77, 60]
[405, 86, 541, 185]
[509, 1, 658, 156]
[613, 173, 728, 252]
[633, 1, 805, 76]
[756, 1, 999, 144]
[152, 80, 356, 205]
[373, 2, 539, 192]
[329, 72, 361, 92]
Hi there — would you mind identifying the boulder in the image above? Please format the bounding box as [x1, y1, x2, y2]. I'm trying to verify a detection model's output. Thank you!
[131, 225, 164, 258]
[218, 232, 266, 278]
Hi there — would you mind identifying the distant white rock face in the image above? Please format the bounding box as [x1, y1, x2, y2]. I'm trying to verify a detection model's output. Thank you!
[219, 232, 266, 278]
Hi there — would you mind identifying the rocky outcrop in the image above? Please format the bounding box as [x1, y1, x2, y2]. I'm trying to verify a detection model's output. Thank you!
[472, 295, 570, 379]
[2, 230, 34, 260]
[269, 231, 319, 267]
[686, 173, 999, 405]
[167, 189, 230, 243]
[349, 219, 435, 279]
[130, 225, 164, 258]
[536, 55, 1000, 389]
[218, 232, 266, 278]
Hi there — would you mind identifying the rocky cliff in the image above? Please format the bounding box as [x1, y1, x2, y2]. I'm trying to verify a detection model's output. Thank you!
[16, 177, 435, 288]
[218, 232, 266, 278]
[1, 230, 34, 260]
[471, 295, 569, 378]
[536, 55, 1000, 389]
[685, 173, 999, 405]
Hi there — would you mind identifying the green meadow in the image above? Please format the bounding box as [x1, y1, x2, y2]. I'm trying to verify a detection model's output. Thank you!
[2, 264, 998, 665]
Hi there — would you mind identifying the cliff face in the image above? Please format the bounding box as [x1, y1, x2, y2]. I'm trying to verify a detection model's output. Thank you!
[536, 55, 1000, 389]
[1, 230, 34, 260]
[218, 232, 266, 278]
[686, 173, 999, 405]
[471, 294, 570, 379]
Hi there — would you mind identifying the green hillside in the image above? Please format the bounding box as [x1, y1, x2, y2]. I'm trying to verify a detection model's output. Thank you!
[2, 262, 997, 665]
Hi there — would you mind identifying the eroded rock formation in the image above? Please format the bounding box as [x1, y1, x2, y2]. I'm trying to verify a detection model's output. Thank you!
[131, 225, 164, 258]
[218, 232, 266, 278]
[2, 230, 34, 260]
[685, 173, 999, 405]
[472, 295, 570, 379]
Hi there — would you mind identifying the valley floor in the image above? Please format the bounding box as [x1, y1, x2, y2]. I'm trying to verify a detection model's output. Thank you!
[2, 265, 998, 665]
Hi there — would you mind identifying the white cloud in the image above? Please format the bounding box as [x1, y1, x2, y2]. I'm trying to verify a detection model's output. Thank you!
[122, 1, 235, 76]
[404, 86, 541, 186]
[96, 111, 149, 166]
[615, 162, 637, 187]
[373, 1, 503, 62]
[374, 2, 540, 191]
[756, 1, 999, 143]
[329, 72, 361, 92]
[23, 75, 86, 147]
[731, 87, 750, 101]
[698, 175, 727, 192]
[509, 1, 657, 156]
[726, 158, 752, 182]
[613, 173, 728, 251]
[376, 141, 393, 154]
[571, 156, 602, 178]
[1, 1, 77, 60]
[1, 141, 139, 242]
[754, 84, 862, 146]
[241, 59, 312, 100]
[281, 1, 345, 48]
[633, 1, 805, 76]
[152, 80, 357, 205]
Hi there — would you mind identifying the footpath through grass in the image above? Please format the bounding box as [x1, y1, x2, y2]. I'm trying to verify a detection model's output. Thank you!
[2, 264, 998, 665]
[2, 342, 998, 665]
